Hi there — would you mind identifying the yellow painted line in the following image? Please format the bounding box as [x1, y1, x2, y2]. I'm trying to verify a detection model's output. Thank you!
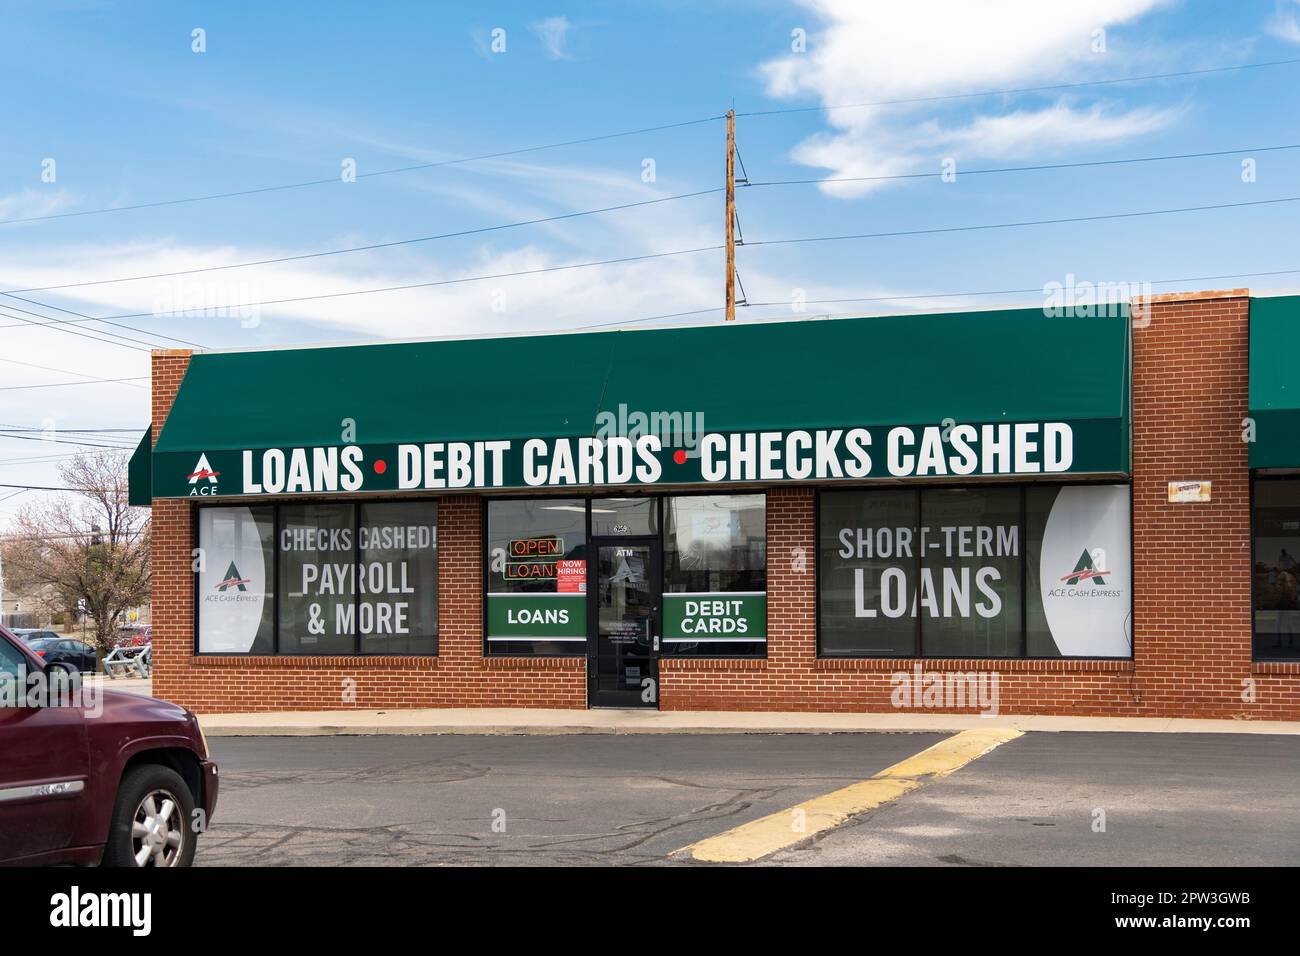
[676, 727, 1023, 864]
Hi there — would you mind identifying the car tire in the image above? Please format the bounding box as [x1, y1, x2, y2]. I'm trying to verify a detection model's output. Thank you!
[102, 764, 198, 868]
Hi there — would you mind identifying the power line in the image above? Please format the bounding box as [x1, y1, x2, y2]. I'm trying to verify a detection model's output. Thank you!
[739, 267, 1300, 312]
[0, 453, 81, 467]
[0, 425, 143, 434]
[0, 356, 148, 390]
[31, 245, 726, 323]
[744, 195, 1300, 250]
[0, 115, 725, 227]
[22, 191, 1290, 330]
[0, 377, 148, 391]
[735, 57, 1300, 117]
[576, 266, 1300, 333]
[0, 528, 147, 541]
[573, 306, 726, 330]
[0, 293, 208, 348]
[742, 143, 1300, 187]
[0, 304, 154, 352]
[0, 482, 102, 492]
[0, 298, 206, 353]
[1, 188, 724, 294]
[0, 432, 137, 450]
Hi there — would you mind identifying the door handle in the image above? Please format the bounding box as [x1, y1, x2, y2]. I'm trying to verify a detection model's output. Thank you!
[647, 619, 658, 652]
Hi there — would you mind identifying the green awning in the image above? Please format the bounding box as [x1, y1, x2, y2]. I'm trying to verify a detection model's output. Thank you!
[128, 427, 152, 506]
[1250, 295, 1300, 468]
[151, 307, 1131, 498]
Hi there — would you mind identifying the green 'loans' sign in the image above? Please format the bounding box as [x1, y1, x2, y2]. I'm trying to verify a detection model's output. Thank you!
[486, 593, 586, 640]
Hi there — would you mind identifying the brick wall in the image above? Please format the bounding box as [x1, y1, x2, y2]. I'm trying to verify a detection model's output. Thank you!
[148, 349, 587, 713]
[148, 293, 1300, 719]
[662, 290, 1297, 719]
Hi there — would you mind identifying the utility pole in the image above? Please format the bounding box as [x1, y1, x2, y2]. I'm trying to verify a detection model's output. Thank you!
[724, 108, 736, 321]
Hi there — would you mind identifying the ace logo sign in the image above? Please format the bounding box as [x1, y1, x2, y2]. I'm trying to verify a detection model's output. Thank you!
[216, 562, 250, 592]
[1059, 548, 1110, 588]
[187, 453, 220, 496]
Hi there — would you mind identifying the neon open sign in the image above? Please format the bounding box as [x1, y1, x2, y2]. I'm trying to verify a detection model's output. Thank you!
[506, 536, 564, 579]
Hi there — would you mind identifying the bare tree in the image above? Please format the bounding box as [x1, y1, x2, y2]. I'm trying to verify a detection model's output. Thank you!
[2, 451, 150, 653]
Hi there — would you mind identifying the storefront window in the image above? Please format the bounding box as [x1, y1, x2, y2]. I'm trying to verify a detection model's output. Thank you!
[920, 487, 1022, 658]
[279, 503, 355, 655]
[591, 497, 657, 536]
[197, 501, 438, 656]
[1252, 478, 1300, 660]
[1025, 485, 1130, 658]
[357, 502, 438, 655]
[485, 498, 588, 656]
[197, 506, 275, 654]
[662, 494, 766, 657]
[819, 485, 1130, 659]
[819, 490, 917, 656]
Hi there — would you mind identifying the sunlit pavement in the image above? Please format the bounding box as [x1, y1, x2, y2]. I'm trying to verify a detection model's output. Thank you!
[196, 732, 1300, 867]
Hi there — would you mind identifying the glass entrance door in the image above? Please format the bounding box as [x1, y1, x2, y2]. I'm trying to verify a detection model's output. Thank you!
[590, 539, 659, 708]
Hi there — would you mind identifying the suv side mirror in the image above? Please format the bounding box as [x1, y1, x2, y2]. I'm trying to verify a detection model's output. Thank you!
[44, 661, 80, 705]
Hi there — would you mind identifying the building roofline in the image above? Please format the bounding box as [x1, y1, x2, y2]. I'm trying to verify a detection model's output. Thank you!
[168, 300, 1053, 357]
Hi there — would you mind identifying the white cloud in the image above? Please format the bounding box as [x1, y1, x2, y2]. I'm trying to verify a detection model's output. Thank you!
[530, 16, 573, 60]
[0, 188, 77, 224]
[1266, 1, 1300, 43]
[932, 101, 1180, 156]
[0, 158, 725, 347]
[760, 0, 1179, 195]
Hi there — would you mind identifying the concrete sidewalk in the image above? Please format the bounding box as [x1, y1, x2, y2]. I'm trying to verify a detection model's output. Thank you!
[196, 706, 1300, 737]
[84, 674, 153, 697]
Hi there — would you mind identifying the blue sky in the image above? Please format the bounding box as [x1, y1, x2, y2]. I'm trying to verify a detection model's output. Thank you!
[1, 0, 1299, 524]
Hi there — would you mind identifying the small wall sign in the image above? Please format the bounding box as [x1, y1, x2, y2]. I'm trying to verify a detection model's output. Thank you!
[1168, 480, 1211, 503]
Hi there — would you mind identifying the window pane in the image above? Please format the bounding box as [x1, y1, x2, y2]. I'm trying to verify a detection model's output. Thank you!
[818, 489, 918, 657]
[1025, 485, 1130, 658]
[197, 506, 274, 654]
[279, 503, 356, 655]
[486, 499, 588, 656]
[1253, 479, 1300, 660]
[918, 487, 1022, 658]
[591, 497, 658, 536]
[662, 494, 766, 657]
[357, 502, 437, 655]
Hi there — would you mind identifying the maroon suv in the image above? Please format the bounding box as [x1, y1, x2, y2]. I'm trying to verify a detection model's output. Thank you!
[0, 625, 218, 866]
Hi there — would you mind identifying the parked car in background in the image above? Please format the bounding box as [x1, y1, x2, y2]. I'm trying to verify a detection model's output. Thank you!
[0, 624, 218, 866]
[25, 637, 97, 674]
[112, 625, 151, 648]
[11, 628, 60, 645]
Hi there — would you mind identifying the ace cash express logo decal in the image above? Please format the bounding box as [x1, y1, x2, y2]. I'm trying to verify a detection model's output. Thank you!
[215, 562, 250, 592]
[207, 559, 259, 608]
[187, 453, 220, 496]
[1050, 547, 1122, 598]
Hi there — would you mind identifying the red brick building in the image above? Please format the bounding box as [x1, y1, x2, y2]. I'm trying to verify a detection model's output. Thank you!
[130, 290, 1300, 719]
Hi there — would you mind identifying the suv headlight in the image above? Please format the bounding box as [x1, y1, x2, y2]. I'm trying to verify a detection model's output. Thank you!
[192, 715, 209, 757]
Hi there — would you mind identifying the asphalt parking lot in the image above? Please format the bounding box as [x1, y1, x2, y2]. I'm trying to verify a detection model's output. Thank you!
[198, 732, 1300, 866]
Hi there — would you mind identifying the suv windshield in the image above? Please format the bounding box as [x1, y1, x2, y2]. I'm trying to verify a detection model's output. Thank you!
[0, 635, 31, 700]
